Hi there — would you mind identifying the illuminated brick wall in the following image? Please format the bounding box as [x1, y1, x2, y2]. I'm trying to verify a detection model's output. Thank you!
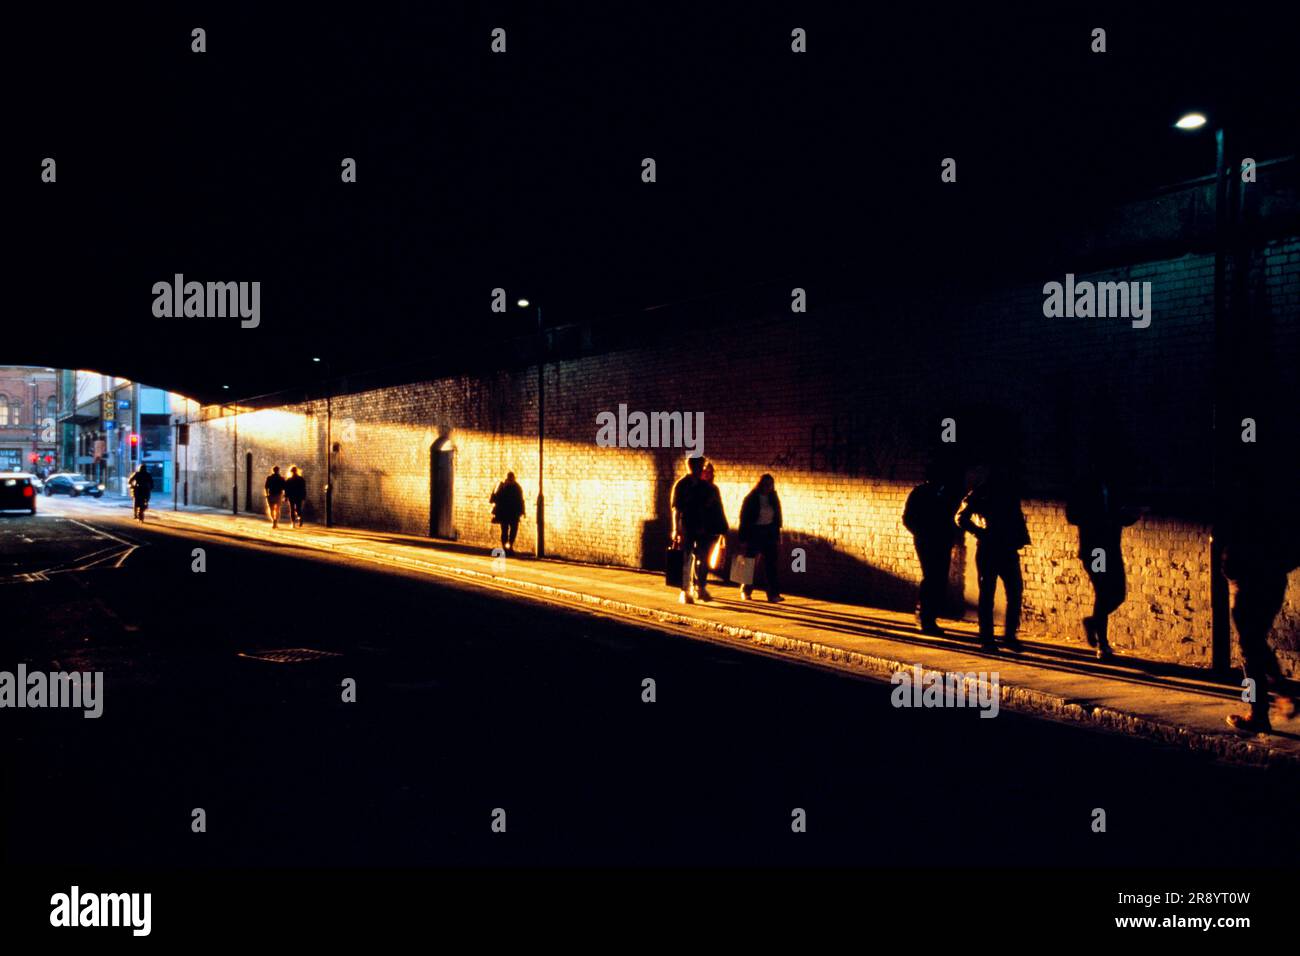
[183, 237, 1300, 675]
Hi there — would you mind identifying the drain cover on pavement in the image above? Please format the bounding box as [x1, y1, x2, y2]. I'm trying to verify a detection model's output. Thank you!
[237, 647, 344, 663]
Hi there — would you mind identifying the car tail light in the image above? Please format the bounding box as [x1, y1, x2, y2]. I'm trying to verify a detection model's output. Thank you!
[23, 486, 34, 497]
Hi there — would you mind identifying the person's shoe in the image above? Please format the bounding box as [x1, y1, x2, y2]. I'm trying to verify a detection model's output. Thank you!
[1226, 712, 1272, 734]
[1081, 616, 1097, 647]
[738, 588, 751, 601]
[980, 637, 997, 652]
[768, 594, 785, 603]
[1002, 637, 1023, 652]
[678, 590, 695, 605]
[1096, 642, 1115, 662]
[920, 623, 944, 636]
[697, 588, 715, 603]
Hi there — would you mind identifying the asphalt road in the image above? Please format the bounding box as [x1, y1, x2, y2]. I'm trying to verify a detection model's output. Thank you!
[3, 496, 1298, 867]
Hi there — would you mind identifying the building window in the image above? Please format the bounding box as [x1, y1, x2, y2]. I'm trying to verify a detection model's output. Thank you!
[0, 394, 8, 425]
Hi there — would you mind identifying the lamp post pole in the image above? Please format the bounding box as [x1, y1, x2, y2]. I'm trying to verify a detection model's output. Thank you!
[1209, 125, 1233, 674]
[535, 305, 545, 558]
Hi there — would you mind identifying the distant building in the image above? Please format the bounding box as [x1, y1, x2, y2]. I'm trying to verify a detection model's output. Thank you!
[56, 371, 182, 494]
[0, 366, 57, 474]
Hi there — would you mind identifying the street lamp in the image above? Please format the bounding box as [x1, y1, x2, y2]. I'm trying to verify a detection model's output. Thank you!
[1175, 109, 1232, 673]
[517, 298, 545, 557]
[311, 357, 333, 527]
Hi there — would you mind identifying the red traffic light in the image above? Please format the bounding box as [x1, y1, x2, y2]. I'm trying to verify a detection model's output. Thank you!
[129, 433, 140, 445]
[29, 454, 38, 462]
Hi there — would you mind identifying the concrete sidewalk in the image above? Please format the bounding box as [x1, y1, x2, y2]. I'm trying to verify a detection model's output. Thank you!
[102, 496, 1300, 767]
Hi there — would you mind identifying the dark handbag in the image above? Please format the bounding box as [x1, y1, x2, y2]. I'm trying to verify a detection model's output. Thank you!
[664, 546, 684, 588]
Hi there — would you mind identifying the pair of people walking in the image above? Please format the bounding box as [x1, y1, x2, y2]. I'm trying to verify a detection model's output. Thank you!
[264, 465, 307, 529]
[904, 462, 1030, 652]
[671, 457, 783, 605]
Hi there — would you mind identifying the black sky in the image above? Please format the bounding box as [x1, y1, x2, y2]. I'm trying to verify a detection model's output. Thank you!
[10, 2, 1299, 401]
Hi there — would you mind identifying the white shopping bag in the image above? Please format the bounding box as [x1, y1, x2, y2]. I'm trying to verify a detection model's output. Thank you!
[729, 554, 755, 587]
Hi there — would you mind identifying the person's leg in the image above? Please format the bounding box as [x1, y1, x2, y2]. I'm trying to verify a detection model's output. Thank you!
[763, 527, 781, 599]
[917, 541, 948, 630]
[508, 520, 519, 549]
[975, 547, 996, 646]
[1093, 566, 1125, 656]
[1230, 573, 1289, 729]
[694, 535, 712, 597]
[1002, 550, 1023, 644]
[680, 535, 696, 602]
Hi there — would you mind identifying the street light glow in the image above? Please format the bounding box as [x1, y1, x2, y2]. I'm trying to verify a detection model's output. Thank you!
[1174, 112, 1208, 130]
[517, 299, 530, 308]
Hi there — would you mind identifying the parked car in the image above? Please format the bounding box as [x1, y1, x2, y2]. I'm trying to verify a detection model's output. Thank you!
[0, 472, 38, 514]
[43, 472, 105, 498]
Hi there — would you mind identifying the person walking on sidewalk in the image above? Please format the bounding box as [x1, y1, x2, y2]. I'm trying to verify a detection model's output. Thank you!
[902, 464, 960, 634]
[671, 456, 713, 604]
[489, 472, 525, 554]
[128, 464, 153, 521]
[1222, 474, 1299, 734]
[284, 465, 307, 528]
[956, 463, 1030, 652]
[738, 473, 784, 602]
[264, 465, 286, 529]
[1066, 465, 1140, 661]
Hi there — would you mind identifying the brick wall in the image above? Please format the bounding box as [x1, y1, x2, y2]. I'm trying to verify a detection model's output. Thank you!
[182, 238, 1300, 676]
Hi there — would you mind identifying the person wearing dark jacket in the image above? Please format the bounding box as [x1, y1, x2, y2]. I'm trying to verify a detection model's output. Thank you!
[1066, 469, 1139, 660]
[738, 473, 784, 602]
[264, 466, 286, 529]
[956, 465, 1031, 651]
[490, 472, 525, 554]
[902, 468, 960, 634]
[1221, 476, 1299, 734]
[128, 464, 153, 521]
[284, 465, 308, 528]
[671, 456, 714, 604]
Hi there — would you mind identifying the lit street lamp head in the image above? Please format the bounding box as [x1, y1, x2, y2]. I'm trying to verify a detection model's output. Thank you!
[1174, 112, 1208, 130]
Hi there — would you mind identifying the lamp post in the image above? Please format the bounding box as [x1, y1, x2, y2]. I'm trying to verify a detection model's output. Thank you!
[221, 385, 237, 515]
[517, 299, 545, 557]
[314, 357, 333, 527]
[1175, 111, 1233, 674]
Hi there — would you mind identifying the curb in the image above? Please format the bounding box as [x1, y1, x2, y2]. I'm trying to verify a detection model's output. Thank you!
[158, 510, 1300, 770]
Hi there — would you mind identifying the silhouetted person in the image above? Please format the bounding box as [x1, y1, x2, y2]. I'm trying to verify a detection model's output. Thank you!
[903, 465, 960, 634]
[738, 473, 784, 602]
[490, 472, 526, 554]
[671, 456, 713, 604]
[128, 464, 153, 521]
[264, 465, 286, 529]
[285, 465, 307, 528]
[957, 464, 1030, 651]
[1066, 468, 1139, 661]
[1222, 486, 1299, 734]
